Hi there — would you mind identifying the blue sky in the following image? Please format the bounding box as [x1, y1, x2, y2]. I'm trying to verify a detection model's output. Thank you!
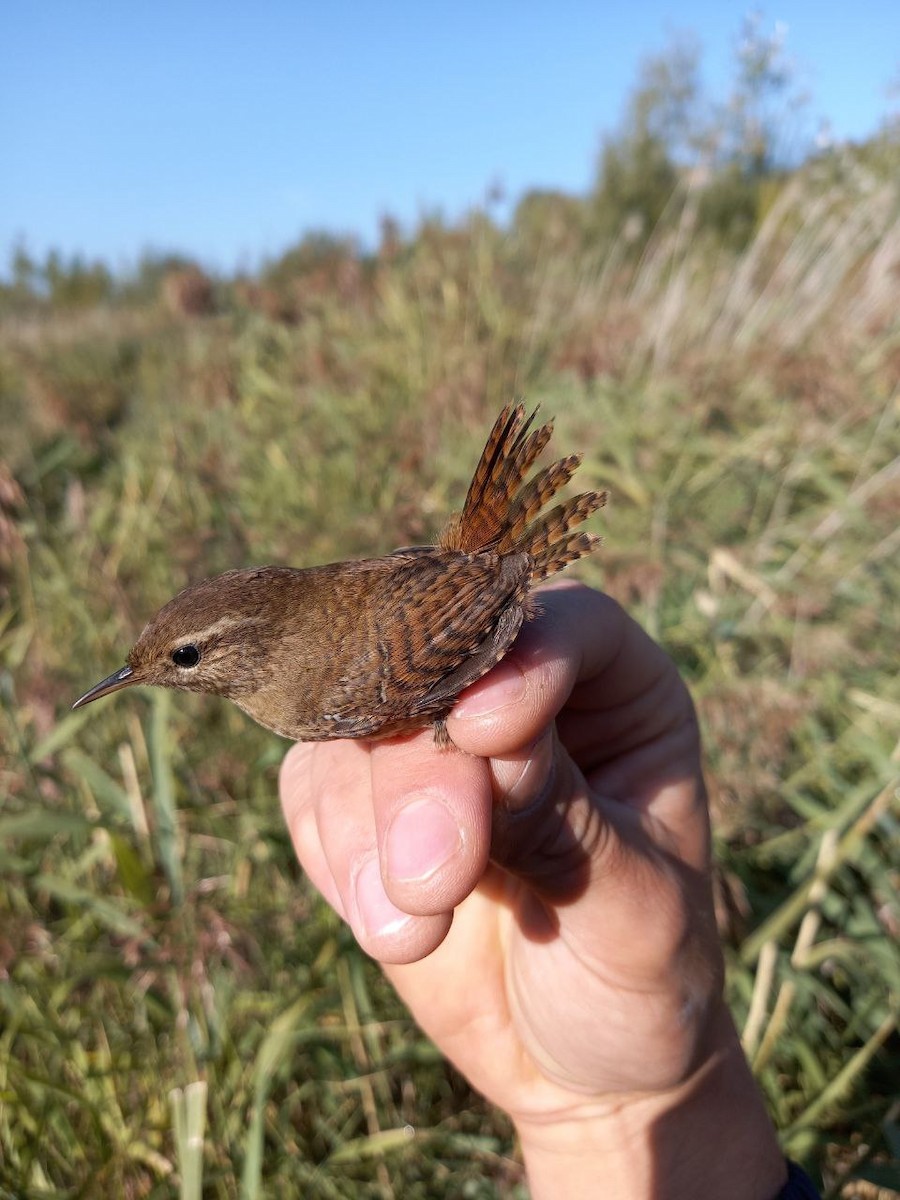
[4, 2, 898, 273]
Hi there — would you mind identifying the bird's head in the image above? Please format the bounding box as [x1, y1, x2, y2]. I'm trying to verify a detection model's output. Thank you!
[73, 568, 287, 712]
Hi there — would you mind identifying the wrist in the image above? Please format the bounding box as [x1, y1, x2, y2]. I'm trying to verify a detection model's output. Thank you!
[514, 1005, 787, 1200]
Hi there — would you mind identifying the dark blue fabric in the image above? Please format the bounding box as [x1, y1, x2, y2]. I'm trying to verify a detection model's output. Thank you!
[778, 1160, 821, 1198]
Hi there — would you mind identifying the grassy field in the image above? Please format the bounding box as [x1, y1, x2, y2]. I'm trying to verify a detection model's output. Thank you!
[1, 144, 899, 1197]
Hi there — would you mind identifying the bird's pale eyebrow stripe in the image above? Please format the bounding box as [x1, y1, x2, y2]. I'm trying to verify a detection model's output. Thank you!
[167, 614, 247, 648]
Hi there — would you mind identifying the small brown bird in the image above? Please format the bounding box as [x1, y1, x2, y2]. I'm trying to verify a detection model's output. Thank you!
[73, 404, 606, 744]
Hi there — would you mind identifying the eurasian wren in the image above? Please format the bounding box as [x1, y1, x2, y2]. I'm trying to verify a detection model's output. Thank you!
[73, 404, 606, 744]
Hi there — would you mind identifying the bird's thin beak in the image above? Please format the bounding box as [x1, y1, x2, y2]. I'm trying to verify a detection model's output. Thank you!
[72, 665, 136, 710]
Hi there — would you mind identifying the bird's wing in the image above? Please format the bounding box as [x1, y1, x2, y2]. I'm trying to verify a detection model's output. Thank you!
[319, 550, 530, 732]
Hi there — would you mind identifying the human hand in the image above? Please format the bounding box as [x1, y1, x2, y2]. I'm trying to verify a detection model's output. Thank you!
[280, 584, 787, 1199]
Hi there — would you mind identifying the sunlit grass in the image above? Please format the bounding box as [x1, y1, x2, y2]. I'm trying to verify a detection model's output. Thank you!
[1, 153, 898, 1197]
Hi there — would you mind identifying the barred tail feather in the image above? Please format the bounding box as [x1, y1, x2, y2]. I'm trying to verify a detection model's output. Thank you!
[439, 402, 606, 580]
[497, 454, 582, 552]
[531, 528, 604, 580]
[522, 492, 607, 579]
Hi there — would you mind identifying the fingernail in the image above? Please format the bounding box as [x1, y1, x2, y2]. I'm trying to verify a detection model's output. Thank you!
[452, 659, 526, 719]
[492, 728, 556, 810]
[354, 857, 412, 939]
[386, 798, 462, 883]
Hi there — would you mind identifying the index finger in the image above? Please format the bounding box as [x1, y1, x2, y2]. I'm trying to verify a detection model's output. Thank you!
[448, 584, 708, 868]
[448, 584, 691, 769]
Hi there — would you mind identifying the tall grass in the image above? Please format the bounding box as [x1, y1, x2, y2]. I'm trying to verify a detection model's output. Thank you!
[1, 148, 898, 1196]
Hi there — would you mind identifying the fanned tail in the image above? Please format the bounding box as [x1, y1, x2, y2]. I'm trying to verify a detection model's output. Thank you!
[439, 403, 606, 581]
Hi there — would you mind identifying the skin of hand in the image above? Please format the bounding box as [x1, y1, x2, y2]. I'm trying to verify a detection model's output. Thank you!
[280, 584, 788, 1200]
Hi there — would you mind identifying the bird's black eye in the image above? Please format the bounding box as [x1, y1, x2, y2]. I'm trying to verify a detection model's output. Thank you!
[172, 645, 201, 668]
